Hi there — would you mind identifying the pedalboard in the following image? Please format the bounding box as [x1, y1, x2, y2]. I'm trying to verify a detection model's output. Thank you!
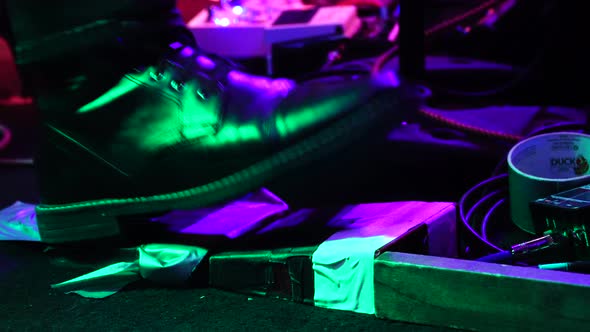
[187, 5, 361, 59]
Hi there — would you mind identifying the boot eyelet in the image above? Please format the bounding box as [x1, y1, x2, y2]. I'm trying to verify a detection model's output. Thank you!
[170, 80, 185, 92]
[149, 71, 165, 81]
[196, 88, 209, 100]
[217, 81, 225, 91]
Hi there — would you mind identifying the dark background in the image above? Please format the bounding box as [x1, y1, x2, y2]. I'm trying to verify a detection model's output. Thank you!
[2, 0, 587, 330]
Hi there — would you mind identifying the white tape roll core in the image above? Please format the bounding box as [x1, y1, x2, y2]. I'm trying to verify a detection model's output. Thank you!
[508, 132, 590, 234]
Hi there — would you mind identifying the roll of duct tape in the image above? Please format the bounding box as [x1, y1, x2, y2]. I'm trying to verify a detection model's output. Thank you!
[508, 132, 590, 234]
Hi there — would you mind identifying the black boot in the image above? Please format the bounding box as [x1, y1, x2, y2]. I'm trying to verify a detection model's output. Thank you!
[4, 0, 401, 244]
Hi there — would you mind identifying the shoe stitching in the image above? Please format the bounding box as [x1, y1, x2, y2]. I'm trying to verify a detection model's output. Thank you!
[37, 94, 390, 212]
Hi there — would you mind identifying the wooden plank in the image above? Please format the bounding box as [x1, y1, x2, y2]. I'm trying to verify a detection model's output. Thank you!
[209, 201, 455, 307]
[209, 246, 317, 304]
[374, 252, 590, 332]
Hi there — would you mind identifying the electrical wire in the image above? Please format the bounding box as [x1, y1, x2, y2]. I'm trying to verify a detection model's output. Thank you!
[466, 189, 507, 250]
[459, 173, 552, 264]
[417, 104, 524, 142]
[477, 233, 563, 264]
[374, 1, 588, 143]
[459, 120, 588, 257]
[412, 78, 586, 142]
[298, 55, 376, 82]
[477, 250, 512, 263]
[371, 0, 505, 74]
[465, 189, 505, 227]
[368, 0, 545, 140]
[295, 68, 371, 83]
[458, 173, 508, 252]
[385, 0, 590, 265]
[524, 121, 587, 138]
[431, 62, 535, 98]
[429, 0, 560, 99]
[371, 44, 398, 75]
[481, 197, 505, 241]
[423, 0, 505, 37]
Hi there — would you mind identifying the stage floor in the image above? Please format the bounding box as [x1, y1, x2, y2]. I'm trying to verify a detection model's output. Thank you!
[0, 234, 457, 331]
[0, 110, 458, 331]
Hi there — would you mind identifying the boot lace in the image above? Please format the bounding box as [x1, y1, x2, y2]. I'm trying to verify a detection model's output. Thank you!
[148, 41, 241, 101]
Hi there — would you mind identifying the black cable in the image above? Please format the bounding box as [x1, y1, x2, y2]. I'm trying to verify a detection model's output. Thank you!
[477, 233, 564, 264]
[459, 121, 588, 260]
[465, 189, 504, 227]
[432, 60, 537, 98]
[538, 261, 590, 274]
[459, 174, 505, 222]
[524, 121, 587, 138]
[481, 197, 505, 242]
[459, 173, 508, 252]
[372, 0, 562, 102]
[372, 0, 504, 74]
[295, 68, 371, 83]
[477, 250, 511, 263]
[460, 155, 586, 265]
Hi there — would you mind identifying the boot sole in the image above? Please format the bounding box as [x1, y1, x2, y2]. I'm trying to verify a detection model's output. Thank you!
[35, 91, 398, 244]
